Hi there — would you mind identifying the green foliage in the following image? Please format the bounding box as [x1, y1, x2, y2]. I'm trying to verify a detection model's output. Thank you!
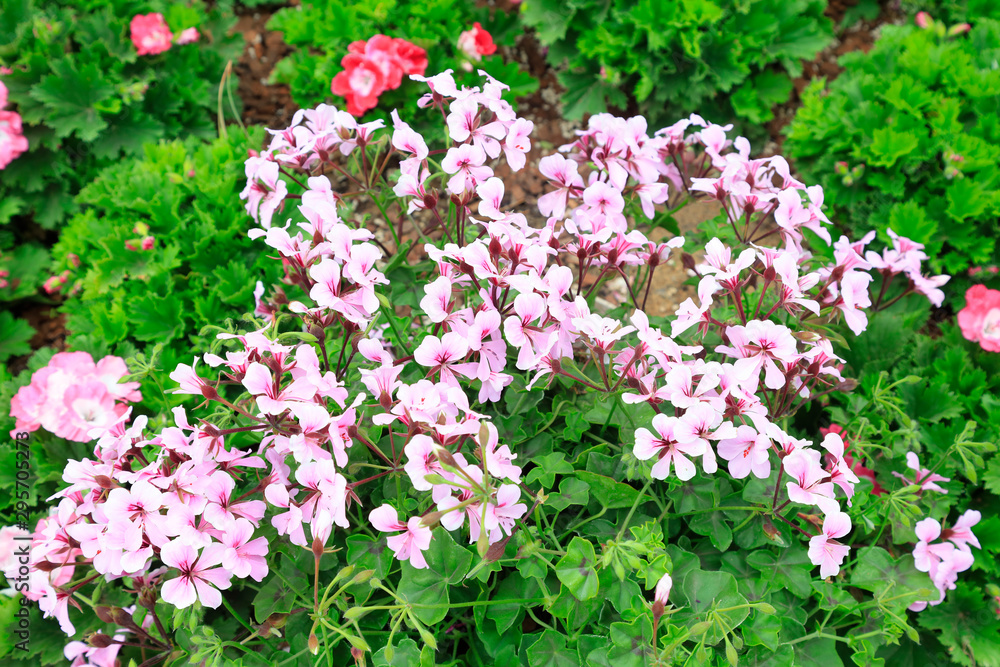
[268, 0, 537, 118]
[0, 0, 243, 300]
[32, 129, 278, 417]
[785, 20, 1000, 276]
[823, 297, 1000, 666]
[901, 0, 1000, 25]
[0, 312, 33, 362]
[520, 0, 833, 133]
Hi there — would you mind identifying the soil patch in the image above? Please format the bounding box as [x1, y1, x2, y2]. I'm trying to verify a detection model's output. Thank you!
[234, 4, 298, 129]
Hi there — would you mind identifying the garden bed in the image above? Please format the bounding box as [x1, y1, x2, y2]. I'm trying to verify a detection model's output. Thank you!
[2, 2, 999, 666]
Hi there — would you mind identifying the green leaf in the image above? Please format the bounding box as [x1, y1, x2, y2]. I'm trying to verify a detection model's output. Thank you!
[918, 582, 1000, 667]
[486, 572, 540, 633]
[794, 638, 844, 667]
[607, 616, 655, 667]
[526, 452, 573, 488]
[886, 202, 937, 248]
[29, 58, 114, 142]
[526, 630, 580, 667]
[127, 293, 184, 342]
[253, 573, 306, 622]
[397, 528, 473, 624]
[945, 178, 989, 223]
[678, 569, 749, 645]
[0, 312, 33, 362]
[574, 471, 649, 509]
[346, 534, 394, 579]
[850, 547, 936, 610]
[547, 476, 590, 511]
[555, 537, 600, 601]
[373, 638, 422, 666]
[746, 549, 813, 599]
[866, 127, 919, 168]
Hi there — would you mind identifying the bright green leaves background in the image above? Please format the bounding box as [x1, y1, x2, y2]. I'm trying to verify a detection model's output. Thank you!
[268, 0, 538, 126]
[521, 0, 833, 135]
[786, 19, 1000, 277]
[0, 0, 243, 311]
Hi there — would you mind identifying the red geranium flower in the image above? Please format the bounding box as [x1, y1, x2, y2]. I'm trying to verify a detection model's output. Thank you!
[392, 38, 429, 76]
[458, 23, 497, 61]
[331, 54, 386, 117]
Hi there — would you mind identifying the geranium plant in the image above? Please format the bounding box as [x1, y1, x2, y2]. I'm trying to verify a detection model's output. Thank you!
[268, 0, 536, 119]
[0, 0, 241, 306]
[3, 69, 994, 667]
[785, 17, 1000, 277]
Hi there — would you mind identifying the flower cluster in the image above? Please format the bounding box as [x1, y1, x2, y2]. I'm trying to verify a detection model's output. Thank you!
[239, 70, 952, 584]
[0, 79, 28, 170]
[129, 13, 198, 57]
[17, 70, 975, 658]
[958, 284, 1000, 352]
[331, 35, 428, 116]
[9, 352, 141, 442]
[910, 511, 981, 611]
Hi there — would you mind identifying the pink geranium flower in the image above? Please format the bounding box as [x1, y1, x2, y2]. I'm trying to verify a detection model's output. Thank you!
[808, 512, 851, 578]
[633, 414, 705, 481]
[221, 518, 269, 582]
[10, 351, 141, 441]
[717, 425, 771, 479]
[175, 27, 199, 45]
[893, 452, 950, 494]
[159, 542, 232, 609]
[130, 13, 173, 56]
[332, 54, 386, 117]
[958, 285, 1000, 352]
[0, 110, 29, 169]
[369, 504, 433, 569]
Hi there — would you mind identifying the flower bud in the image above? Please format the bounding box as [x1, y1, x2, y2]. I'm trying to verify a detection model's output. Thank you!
[95, 606, 116, 624]
[33, 560, 60, 572]
[654, 572, 672, 607]
[836, 378, 859, 392]
[138, 585, 157, 610]
[351, 569, 375, 585]
[88, 633, 114, 648]
[308, 632, 320, 655]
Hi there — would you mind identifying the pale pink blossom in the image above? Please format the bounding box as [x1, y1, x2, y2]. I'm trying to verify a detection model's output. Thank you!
[808, 512, 851, 578]
[633, 414, 705, 481]
[717, 425, 771, 479]
[369, 504, 433, 569]
[221, 518, 269, 582]
[160, 542, 232, 609]
[893, 452, 950, 494]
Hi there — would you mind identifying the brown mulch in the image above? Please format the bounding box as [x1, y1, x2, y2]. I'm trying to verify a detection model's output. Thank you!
[234, 4, 298, 129]
[8, 304, 67, 375]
